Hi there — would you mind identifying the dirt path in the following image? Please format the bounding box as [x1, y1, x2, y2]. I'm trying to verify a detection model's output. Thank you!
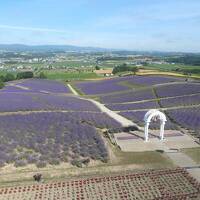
[67, 84, 79, 95]
[88, 99, 140, 128]
[68, 84, 141, 128]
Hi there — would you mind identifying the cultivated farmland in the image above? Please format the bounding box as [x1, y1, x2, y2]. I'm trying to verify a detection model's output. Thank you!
[0, 75, 200, 199]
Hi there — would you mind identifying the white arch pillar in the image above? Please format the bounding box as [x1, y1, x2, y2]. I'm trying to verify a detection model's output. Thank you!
[144, 122, 150, 142]
[160, 121, 165, 141]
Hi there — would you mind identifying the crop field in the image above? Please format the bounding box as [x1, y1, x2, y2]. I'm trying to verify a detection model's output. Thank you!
[75, 75, 184, 95]
[44, 71, 98, 80]
[0, 75, 200, 198]
[74, 75, 200, 134]
[119, 111, 177, 130]
[166, 107, 200, 131]
[0, 79, 123, 169]
[0, 93, 101, 112]
[0, 168, 199, 200]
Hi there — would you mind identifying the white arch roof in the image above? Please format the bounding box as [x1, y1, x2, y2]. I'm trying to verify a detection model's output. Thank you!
[144, 109, 167, 123]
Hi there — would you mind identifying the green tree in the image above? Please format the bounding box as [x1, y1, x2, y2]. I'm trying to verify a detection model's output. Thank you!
[112, 63, 138, 74]
[17, 71, 33, 79]
[0, 80, 4, 89]
[0, 75, 5, 82]
[4, 73, 15, 82]
[132, 67, 138, 75]
[95, 65, 100, 70]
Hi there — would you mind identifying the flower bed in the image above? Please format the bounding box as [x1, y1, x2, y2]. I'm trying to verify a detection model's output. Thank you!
[0, 168, 199, 199]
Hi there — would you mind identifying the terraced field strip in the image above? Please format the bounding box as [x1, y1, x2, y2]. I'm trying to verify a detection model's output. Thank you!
[105, 92, 200, 105]
[0, 110, 101, 116]
[114, 104, 200, 113]
[0, 168, 199, 200]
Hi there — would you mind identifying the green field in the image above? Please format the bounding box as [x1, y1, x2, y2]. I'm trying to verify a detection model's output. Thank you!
[44, 70, 98, 80]
[145, 63, 200, 74]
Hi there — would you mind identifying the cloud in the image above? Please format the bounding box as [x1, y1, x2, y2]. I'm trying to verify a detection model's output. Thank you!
[0, 24, 71, 34]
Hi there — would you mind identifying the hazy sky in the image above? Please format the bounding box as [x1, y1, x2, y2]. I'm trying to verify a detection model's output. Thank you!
[0, 0, 200, 52]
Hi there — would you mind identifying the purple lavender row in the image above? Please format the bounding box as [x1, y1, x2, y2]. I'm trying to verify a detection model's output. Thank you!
[127, 75, 183, 86]
[166, 107, 200, 131]
[106, 100, 159, 111]
[75, 79, 128, 95]
[101, 89, 156, 104]
[156, 83, 200, 98]
[0, 112, 120, 167]
[160, 94, 200, 108]
[0, 93, 100, 112]
[0, 85, 37, 93]
[75, 75, 184, 95]
[119, 111, 177, 130]
[16, 79, 71, 93]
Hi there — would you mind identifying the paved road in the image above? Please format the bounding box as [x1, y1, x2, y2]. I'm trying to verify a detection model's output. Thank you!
[166, 151, 200, 182]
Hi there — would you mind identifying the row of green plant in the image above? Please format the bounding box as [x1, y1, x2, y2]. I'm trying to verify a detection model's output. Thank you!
[0, 71, 46, 89]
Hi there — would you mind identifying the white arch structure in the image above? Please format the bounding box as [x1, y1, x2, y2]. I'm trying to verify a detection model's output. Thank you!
[144, 109, 167, 142]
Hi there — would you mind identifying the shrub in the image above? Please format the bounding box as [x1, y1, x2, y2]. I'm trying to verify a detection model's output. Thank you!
[36, 161, 47, 168]
[14, 160, 28, 167]
[81, 158, 90, 166]
[49, 158, 60, 165]
[71, 160, 82, 168]
[17, 71, 33, 79]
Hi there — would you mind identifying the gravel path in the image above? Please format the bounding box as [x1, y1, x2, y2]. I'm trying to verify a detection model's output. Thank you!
[68, 84, 141, 128]
[67, 84, 79, 95]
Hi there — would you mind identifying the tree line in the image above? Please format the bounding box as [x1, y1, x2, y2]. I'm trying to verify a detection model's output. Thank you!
[0, 71, 46, 89]
[112, 63, 138, 74]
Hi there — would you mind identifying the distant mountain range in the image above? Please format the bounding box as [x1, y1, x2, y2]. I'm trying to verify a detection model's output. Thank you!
[0, 44, 199, 56]
[0, 44, 108, 52]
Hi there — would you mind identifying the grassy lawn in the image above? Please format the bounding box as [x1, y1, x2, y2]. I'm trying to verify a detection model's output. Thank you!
[110, 144, 174, 168]
[52, 61, 94, 68]
[181, 147, 200, 164]
[44, 71, 98, 80]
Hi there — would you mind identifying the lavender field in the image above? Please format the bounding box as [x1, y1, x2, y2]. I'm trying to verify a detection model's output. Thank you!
[156, 83, 200, 98]
[126, 75, 183, 86]
[0, 76, 199, 168]
[106, 100, 159, 111]
[0, 79, 125, 168]
[101, 89, 156, 103]
[160, 94, 200, 108]
[166, 107, 200, 131]
[75, 77, 130, 95]
[16, 79, 71, 93]
[75, 75, 184, 95]
[119, 111, 177, 130]
[0, 112, 122, 167]
[0, 93, 100, 112]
